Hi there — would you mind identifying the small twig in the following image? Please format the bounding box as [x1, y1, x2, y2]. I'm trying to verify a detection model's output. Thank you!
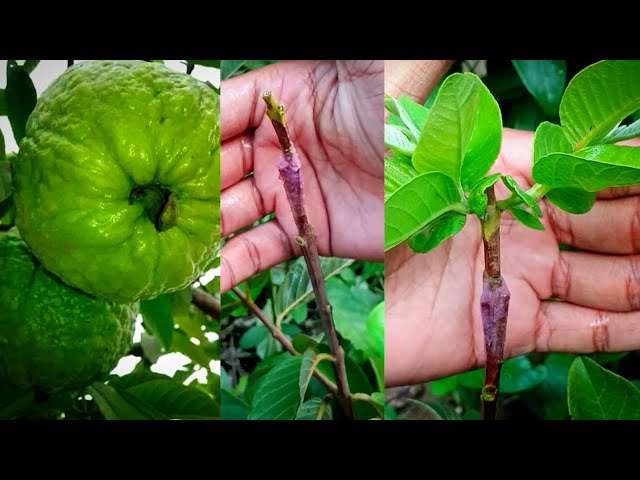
[231, 286, 338, 396]
[262, 91, 355, 420]
[191, 288, 220, 320]
[480, 186, 511, 421]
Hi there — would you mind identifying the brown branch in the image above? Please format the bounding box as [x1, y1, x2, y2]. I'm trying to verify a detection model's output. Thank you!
[480, 186, 510, 421]
[231, 287, 338, 396]
[262, 92, 354, 420]
[191, 288, 220, 320]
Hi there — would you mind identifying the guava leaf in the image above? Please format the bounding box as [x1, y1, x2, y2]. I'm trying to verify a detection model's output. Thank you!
[512, 60, 566, 116]
[384, 172, 465, 251]
[126, 380, 218, 419]
[296, 398, 332, 420]
[385, 124, 415, 156]
[467, 173, 501, 217]
[461, 77, 502, 190]
[568, 356, 640, 420]
[397, 95, 429, 133]
[412, 73, 479, 185]
[560, 60, 640, 150]
[386, 95, 422, 141]
[602, 117, 640, 144]
[299, 348, 324, 403]
[407, 211, 466, 253]
[366, 301, 384, 359]
[502, 175, 542, 217]
[533, 144, 640, 192]
[533, 121, 596, 214]
[221, 60, 248, 80]
[248, 355, 302, 420]
[5, 61, 37, 143]
[385, 156, 419, 198]
[509, 205, 544, 230]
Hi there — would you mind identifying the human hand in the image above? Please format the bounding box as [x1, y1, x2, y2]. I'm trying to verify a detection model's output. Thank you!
[220, 60, 384, 293]
[386, 128, 640, 387]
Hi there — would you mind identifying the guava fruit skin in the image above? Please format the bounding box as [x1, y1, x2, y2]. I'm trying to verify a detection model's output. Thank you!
[0, 230, 137, 393]
[13, 60, 220, 304]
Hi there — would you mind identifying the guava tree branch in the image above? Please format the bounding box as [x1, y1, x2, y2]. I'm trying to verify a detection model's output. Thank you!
[191, 288, 220, 320]
[230, 286, 338, 396]
[261, 92, 354, 420]
[480, 186, 511, 421]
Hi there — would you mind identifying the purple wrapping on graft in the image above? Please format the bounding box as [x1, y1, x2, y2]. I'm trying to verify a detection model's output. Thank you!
[277, 151, 305, 220]
[480, 274, 510, 364]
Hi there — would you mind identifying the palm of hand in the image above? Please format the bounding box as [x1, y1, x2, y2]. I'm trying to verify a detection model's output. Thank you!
[221, 61, 384, 292]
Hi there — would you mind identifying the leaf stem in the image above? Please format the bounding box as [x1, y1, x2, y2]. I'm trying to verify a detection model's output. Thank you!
[191, 288, 220, 320]
[230, 286, 338, 396]
[480, 186, 511, 421]
[496, 183, 549, 212]
[262, 92, 354, 420]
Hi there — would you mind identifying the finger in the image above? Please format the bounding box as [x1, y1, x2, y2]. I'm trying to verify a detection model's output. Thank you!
[551, 250, 640, 311]
[220, 220, 295, 293]
[220, 61, 317, 141]
[384, 60, 454, 103]
[534, 301, 640, 354]
[221, 176, 273, 237]
[545, 195, 640, 254]
[221, 132, 255, 190]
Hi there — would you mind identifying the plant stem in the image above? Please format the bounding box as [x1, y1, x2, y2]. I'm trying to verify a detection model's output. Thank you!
[496, 183, 550, 211]
[480, 186, 511, 421]
[191, 288, 220, 320]
[262, 92, 355, 420]
[230, 286, 338, 396]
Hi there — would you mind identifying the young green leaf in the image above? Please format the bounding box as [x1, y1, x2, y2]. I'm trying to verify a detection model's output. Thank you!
[509, 205, 544, 230]
[533, 122, 595, 214]
[568, 356, 640, 420]
[385, 172, 466, 251]
[384, 124, 415, 156]
[397, 95, 429, 132]
[467, 173, 501, 217]
[248, 355, 302, 420]
[560, 60, 640, 150]
[386, 95, 422, 141]
[602, 117, 640, 144]
[533, 144, 640, 192]
[292, 334, 321, 354]
[5, 61, 37, 143]
[461, 77, 502, 190]
[385, 156, 419, 198]
[299, 348, 331, 403]
[412, 73, 480, 184]
[499, 355, 547, 394]
[512, 60, 566, 116]
[502, 175, 542, 217]
[407, 211, 466, 253]
[296, 397, 332, 420]
[366, 301, 384, 359]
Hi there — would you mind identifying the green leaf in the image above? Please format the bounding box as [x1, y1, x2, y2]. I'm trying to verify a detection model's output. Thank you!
[602, 118, 640, 144]
[509, 205, 545, 230]
[407, 211, 466, 253]
[221, 60, 248, 80]
[504, 96, 545, 131]
[384, 124, 415, 156]
[397, 95, 429, 133]
[186, 60, 220, 69]
[239, 323, 268, 349]
[140, 295, 174, 351]
[533, 122, 595, 214]
[325, 277, 381, 357]
[5, 61, 37, 143]
[248, 355, 302, 420]
[172, 289, 207, 342]
[126, 379, 217, 419]
[296, 397, 332, 420]
[220, 389, 249, 420]
[0, 129, 5, 159]
[590, 351, 630, 365]
[244, 352, 288, 405]
[523, 353, 574, 420]
[0, 161, 11, 204]
[0, 382, 34, 419]
[461, 77, 502, 190]
[370, 356, 384, 392]
[366, 301, 384, 359]
[500, 355, 547, 393]
[386, 95, 421, 141]
[429, 374, 460, 396]
[88, 383, 158, 420]
[412, 73, 479, 184]
[274, 256, 354, 324]
[384, 156, 419, 198]
[468, 173, 501, 217]
[22, 60, 40, 75]
[561, 60, 640, 150]
[0, 89, 6, 115]
[533, 145, 640, 192]
[502, 176, 542, 217]
[568, 356, 640, 420]
[299, 348, 327, 403]
[292, 334, 321, 353]
[384, 404, 398, 420]
[512, 60, 566, 116]
[384, 172, 465, 251]
[171, 330, 211, 367]
[404, 399, 447, 420]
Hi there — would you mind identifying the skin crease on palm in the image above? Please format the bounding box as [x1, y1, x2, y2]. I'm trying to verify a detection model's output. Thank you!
[385, 60, 640, 387]
[220, 60, 384, 293]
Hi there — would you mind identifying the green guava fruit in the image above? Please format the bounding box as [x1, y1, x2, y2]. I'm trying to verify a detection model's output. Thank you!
[0, 229, 137, 393]
[13, 60, 219, 304]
